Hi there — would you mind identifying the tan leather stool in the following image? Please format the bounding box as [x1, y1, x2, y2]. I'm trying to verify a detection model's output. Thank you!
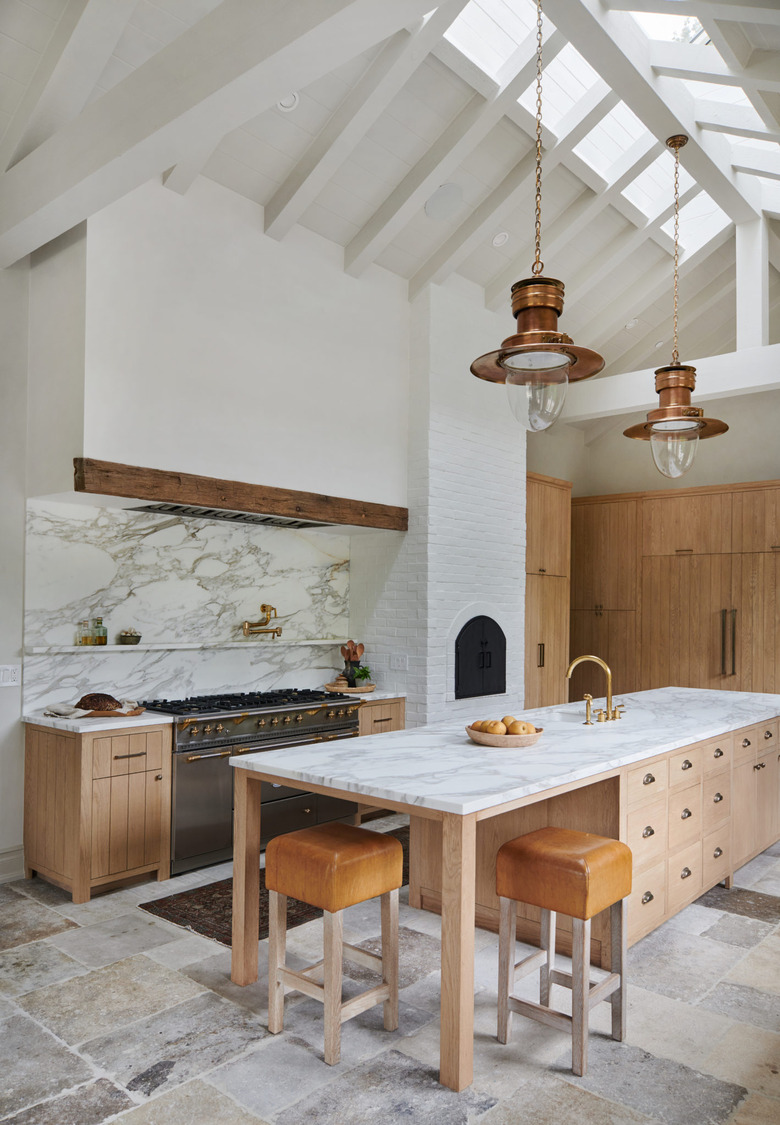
[496, 826, 632, 1076]
[265, 822, 403, 1065]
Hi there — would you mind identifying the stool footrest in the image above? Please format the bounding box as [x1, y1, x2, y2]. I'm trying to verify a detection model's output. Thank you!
[339, 983, 391, 1023]
[508, 995, 571, 1034]
[342, 942, 383, 971]
[513, 948, 548, 979]
[279, 966, 327, 1003]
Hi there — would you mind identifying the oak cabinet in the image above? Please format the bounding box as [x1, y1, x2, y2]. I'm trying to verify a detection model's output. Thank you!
[732, 720, 779, 868]
[526, 474, 571, 577]
[571, 499, 638, 611]
[642, 491, 732, 556]
[24, 723, 172, 902]
[731, 487, 780, 552]
[569, 610, 637, 702]
[525, 574, 569, 708]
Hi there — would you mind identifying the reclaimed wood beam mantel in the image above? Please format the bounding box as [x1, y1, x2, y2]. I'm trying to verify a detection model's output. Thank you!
[73, 458, 408, 532]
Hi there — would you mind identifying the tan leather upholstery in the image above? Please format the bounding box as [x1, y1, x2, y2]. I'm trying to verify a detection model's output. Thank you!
[266, 823, 403, 913]
[496, 827, 632, 920]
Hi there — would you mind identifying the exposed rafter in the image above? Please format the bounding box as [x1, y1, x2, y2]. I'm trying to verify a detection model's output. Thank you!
[603, 0, 780, 24]
[695, 99, 780, 143]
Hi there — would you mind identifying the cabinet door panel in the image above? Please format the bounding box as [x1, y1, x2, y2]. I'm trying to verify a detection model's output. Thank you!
[526, 477, 570, 577]
[571, 500, 637, 610]
[91, 777, 111, 879]
[525, 575, 569, 707]
[731, 488, 780, 553]
[642, 493, 732, 556]
[108, 775, 129, 875]
[145, 771, 163, 866]
[126, 772, 147, 870]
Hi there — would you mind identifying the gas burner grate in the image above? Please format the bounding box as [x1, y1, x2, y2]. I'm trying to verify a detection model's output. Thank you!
[142, 689, 351, 715]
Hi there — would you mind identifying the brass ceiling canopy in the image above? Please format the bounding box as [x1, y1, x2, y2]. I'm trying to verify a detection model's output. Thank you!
[469, 0, 604, 431]
[624, 135, 727, 477]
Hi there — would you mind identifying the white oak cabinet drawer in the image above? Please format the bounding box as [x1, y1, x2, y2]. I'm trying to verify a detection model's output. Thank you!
[626, 798, 667, 869]
[667, 842, 702, 914]
[668, 745, 702, 788]
[668, 782, 702, 851]
[627, 759, 668, 807]
[702, 734, 733, 777]
[702, 828, 730, 887]
[628, 860, 666, 941]
[702, 774, 731, 832]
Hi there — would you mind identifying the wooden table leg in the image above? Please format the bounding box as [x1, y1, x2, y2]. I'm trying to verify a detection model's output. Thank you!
[439, 812, 477, 1092]
[231, 768, 262, 985]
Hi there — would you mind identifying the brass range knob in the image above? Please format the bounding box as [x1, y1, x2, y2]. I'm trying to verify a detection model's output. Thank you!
[295, 714, 303, 722]
[337, 709, 345, 717]
[189, 726, 199, 736]
[271, 717, 279, 726]
[257, 719, 266, 727]
[204, 725, 213, 735]
[283, 715, 291, 724]
[327, 710, 335, 718]
[216, 723, 224, 733]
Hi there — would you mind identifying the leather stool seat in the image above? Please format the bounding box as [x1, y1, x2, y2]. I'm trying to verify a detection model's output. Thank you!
[265, 823, 403, 1066]
[496, 826, 633, 1077]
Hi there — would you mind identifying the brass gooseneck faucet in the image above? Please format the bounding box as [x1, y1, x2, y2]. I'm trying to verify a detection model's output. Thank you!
[242, 604, 282, 638]
[565, 655, 625, 724]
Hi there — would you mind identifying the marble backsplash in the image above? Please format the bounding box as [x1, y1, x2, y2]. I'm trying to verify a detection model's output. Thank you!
[24, 500, 351, 709]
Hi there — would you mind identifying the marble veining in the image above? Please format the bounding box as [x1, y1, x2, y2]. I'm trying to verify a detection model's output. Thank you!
[24, 500, 351, 709]
[231, 688, 780, 816]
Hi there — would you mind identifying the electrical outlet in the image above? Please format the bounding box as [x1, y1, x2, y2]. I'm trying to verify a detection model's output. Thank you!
[390, 654, 407, 671]
[0, 664, 21, 687]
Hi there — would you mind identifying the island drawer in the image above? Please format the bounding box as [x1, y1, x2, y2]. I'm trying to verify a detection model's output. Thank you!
[667, 782, 702, 851]
[667, 842, 702, 913]
[702, 828, 730, 887]
[733, 724, 770, 764]
[702, 734, 733, 776]
[702, 774, 731, 832]
[626, 798, 667, 868]
[626, 759, 668, 807]
[628, 859, 666, 941]
[668, 745, 702, 787]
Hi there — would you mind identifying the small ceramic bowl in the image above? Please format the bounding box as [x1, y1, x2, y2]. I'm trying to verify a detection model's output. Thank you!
[118, 634, 141, 645]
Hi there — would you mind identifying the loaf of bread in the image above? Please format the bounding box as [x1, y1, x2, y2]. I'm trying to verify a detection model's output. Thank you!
[76, 692, 122, 711]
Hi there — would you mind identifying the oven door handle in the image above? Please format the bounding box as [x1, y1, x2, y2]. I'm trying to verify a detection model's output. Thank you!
[185, 749, 233, 762]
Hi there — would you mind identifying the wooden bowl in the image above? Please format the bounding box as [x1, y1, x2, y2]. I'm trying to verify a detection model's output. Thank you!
[465, 725, 543, 748]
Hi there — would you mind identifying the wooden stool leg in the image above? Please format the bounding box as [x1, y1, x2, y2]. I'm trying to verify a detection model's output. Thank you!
[267, 890, 287, 1034]
[610, 897, 627, 1042]
[540, 909, 556, 1007]
[323, 909, 343, 1065]
[381, 889, 399, 1031]
[571, 917, 590, 1077]
[497, 896, 516, 1044]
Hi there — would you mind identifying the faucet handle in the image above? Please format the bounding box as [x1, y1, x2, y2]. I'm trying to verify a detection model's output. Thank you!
[582, 693, 593, 726]
[611, 703, 626, 720]
[595, 708, 607, 723]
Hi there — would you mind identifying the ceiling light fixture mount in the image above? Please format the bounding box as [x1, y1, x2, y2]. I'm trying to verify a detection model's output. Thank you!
[470, 0, 603, 432]
[624, 135, 727, 477]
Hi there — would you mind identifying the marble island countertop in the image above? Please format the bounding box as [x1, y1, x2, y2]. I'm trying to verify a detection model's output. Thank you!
[230, 687, 780, 816]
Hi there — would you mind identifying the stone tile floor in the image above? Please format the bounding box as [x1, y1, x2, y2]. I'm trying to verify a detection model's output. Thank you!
[1, 820, 778, 1124]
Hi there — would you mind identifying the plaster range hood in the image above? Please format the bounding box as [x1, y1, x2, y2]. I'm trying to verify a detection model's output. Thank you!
[126, 502, 329, 530]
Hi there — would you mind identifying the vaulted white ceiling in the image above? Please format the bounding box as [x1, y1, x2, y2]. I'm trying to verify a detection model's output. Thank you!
[1, 0, 778, 383]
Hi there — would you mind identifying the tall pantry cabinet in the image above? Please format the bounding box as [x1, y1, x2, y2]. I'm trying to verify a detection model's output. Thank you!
[525, 474, 571, 708]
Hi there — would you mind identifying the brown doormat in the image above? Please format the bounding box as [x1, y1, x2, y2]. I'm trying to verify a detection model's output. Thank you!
[138, 825, 409, 947]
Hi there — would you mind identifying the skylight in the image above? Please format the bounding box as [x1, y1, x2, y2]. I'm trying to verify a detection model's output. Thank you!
[443, 0, 537, 82]
[517, 42, 601, 131]
[660, 191, 731, 253]
[622, 151, 695, 218]
[573, 101, 647, 177]
[631, 13, 704, 44]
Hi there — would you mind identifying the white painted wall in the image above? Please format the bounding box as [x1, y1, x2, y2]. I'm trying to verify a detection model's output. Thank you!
[81, 178, 410, 507]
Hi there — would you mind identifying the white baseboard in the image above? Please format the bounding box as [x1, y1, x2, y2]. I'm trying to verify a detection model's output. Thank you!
[0, 845, 24, 883]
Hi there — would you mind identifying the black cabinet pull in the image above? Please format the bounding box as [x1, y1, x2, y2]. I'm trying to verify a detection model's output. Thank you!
[114, 751, 146, 760]
[731, 608, 736, 676]
[720, 609, 727, 675]
[537, 643, 545, 668]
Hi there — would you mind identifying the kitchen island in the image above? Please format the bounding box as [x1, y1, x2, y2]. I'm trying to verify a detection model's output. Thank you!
[230, 686, 780, 1092]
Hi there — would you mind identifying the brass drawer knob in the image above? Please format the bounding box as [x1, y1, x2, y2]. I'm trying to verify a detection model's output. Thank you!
[643, 773, 655, 786]
[742, 738, 751, 747]
[681, 808, 692, 819]
[713, 847, 723, 859]
[642, 826, 655, 838]
[681, 759, 693, 770]
[765, 730, 774, 739]
[641, 891, 654, 904]
[713, 792, 723, 803]
[680, 867, 692, 879]
[713, 748, 723, 758]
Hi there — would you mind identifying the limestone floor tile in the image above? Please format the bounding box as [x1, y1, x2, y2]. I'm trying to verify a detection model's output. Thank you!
[9, 877, 147, 924]
[81, 991, 268, 1099]
[702, 1025, 780, 1099]
[274, 1048, 496, 1125]
[1, 1078, 134, 1125]
[144, 932, 224, 969]
[18, 953, 207, 1045]
[477, 1073, 656, 1125]
[0, 888, 77, 951]
[561, 1037, 748, 1125]
[350, 925, 443, 989]
[182, 946, 310, 1016]
[207, 1036, 345, 1118]
[725, 1092, 780, 1124]
[623, 984, 734, 1070]
[112, 1078, 268, 1124]
[703, 913, 776, 950]
[665, 903, 726, 936]
[0, 940, 88, 997]
[752, 871, 780, 898]
[733, 856, 780, 890]
[43, 909, 181, 968]
[626, 925, 747, 1002]
[724, 932, 780, 995]
[697, 981, 780, 1034]
[696, 887, 780, 925]
[0, 1011, 94, 1118]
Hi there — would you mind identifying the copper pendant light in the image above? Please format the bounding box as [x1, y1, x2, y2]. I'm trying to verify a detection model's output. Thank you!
[470, 0, 604, 431]
[624, 135, 727, 478]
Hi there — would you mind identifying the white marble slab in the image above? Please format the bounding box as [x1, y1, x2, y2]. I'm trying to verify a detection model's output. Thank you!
[230, 688, 780, 816]
[22, 710, 174, 734]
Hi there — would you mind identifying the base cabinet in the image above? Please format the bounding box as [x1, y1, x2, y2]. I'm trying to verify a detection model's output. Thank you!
[732, 720, 779, 868]
[356, 698, 406, 823]
[24, 724, 172, 902]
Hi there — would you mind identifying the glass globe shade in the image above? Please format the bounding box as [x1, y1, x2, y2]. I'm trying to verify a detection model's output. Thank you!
[649, 420, 700, 478]
[500, 349, 570, 373]
[505, 369, 568, 432]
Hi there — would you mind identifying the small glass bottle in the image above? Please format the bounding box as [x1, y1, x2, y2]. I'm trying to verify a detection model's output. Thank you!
[77, 620, 91, 646]
[92, 616, 107, 645]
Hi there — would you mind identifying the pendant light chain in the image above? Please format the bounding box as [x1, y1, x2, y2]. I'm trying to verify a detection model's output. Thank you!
[671, 139, 681, 366]
[532, 0, 544, 277]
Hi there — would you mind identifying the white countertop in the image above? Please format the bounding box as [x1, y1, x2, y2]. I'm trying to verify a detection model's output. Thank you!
[22, 710, 175, 734]
[230, 687, 780, 816]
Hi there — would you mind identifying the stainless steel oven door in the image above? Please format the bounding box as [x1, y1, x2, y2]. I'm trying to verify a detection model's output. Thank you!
[171, 748, 234, 875]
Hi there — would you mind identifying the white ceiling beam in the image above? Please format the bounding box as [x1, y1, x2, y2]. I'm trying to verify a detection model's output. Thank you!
[582, 416, 627, 445]
[344, 28, 566, 278]
[562, 342, 780, 424]
[262, 1, 469, 241]
[731, 147, 780, 182]
[0, 0, 436, 269]
[701, 18, 753, 71]
[695, 99, 780, 143]
[484, 133, 661, 309]
[649, 42, 780, 95]
[736, 216, 769, 347]
[0, 0, 136, 173]
[542, 0, 761, 223]
[406, 80, 617, 298]
[162, 139, 223, 196]
[604, 0, 780, 24]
